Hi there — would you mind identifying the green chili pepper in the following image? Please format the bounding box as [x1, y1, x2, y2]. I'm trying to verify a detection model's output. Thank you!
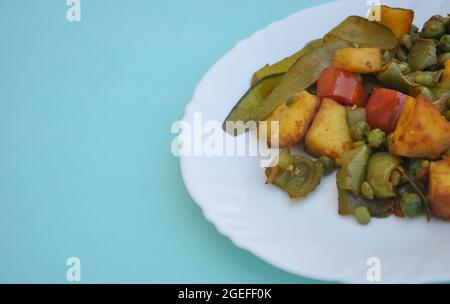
[415, 72, 434, 86]
[337, 144, 372, 196]
[408, 39, 438, 71]
[367, 153, 401, 199]
[265, 149, 324, 198]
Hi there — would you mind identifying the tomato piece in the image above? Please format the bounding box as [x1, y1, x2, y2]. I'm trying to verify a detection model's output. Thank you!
[317, 67, 368, 107]
[366, 88, 408, 134]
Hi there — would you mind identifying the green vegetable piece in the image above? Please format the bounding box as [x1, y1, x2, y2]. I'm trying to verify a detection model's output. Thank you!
[390, 169, 402, 187]
[338, 189, 394, 218]
[354, 206, 371, 225]
[350, 121, 370, 142]
[415, 72, 434, 86]
[420, 20, 446, 39]
[400, 193, 424, 217]
[337, 144, 372, 196]
[367, 128, 386, 148]
[367, 153, 401, 199]
[377, 60, 411, 94]
[326, 16, 398, 50]
[400, 34, 413, 49]
[397, 184, 415, 197]
[319, 156, 336, 175]
[396, 47, 409, 62]
[223, 73, 284, 135]
[440, 34, 450, 52]
[360, 181, 374, 200]
[408, 39, 437, 71]
[251, 39, 323, 85]
[398, 61, 411, 74]
[254, 38, 351, 121]
[346, 106, 366, 126]
[265, 149, 323, 199]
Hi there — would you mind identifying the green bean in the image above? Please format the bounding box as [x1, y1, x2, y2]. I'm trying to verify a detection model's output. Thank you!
[400, 193, 424, 217]
[360, 181, 374, 200]
[354, 206, 371, 225]
[421, 20, 446, 39]
[367, 128, 386, 148]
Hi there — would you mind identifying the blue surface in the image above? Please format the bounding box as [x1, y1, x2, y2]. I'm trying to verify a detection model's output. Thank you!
[0, 0, 332, 283]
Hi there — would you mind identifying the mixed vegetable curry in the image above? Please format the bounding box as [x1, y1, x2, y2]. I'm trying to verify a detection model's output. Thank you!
[223, 6, 450, 225]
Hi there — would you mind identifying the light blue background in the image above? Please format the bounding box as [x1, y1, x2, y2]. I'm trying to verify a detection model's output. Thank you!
[0, 0, 334, 283]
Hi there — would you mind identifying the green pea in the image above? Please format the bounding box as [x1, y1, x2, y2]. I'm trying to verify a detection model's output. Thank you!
[439, 52, 450, 64]
[444, 109, 450, 121]
[421, 20, 446, 38]
[350, 121, 369, 141]
[319, 156, 336, 176]
[354, 206, 371, 225]
[415, 72, 434, 86]
[440, 34, 450, 52]
[360, 181, 374, 200]
[398, 61, 411, 74]
[367, 128, 385, 148]
[400, 193, 424, 217]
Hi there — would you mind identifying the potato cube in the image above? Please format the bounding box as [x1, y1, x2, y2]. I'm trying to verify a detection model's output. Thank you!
[266, 90, 320, 147]
[371, 6, 414, 39]
[332, 48, 382, 74]
[305, 98, 353, 165]
[389, 96, 450, 159]
[429, 158, 450, 220]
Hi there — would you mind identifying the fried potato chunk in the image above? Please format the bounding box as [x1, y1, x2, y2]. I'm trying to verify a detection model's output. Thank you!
[266, 90, 320, 147]
[429, 157, 450, 220]
[305, 98, 353, 165]
[333, 48, 382, 74]
[389, 95, 450, 159]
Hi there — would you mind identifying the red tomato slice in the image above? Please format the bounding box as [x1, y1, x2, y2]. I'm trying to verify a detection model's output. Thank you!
[317, 67, 368, 107]
[366, 88, 409, 134]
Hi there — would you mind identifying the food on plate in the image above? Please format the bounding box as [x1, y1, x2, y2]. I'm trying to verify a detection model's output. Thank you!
[375, 6, 414, 39]
[305, 98, 353, 165]
[429, 157, 450, 220]
[389, 95, 450, 159]
[265, 90, 320, 147]
[332, 48, 383, 74]
[223, 6, 450, 225]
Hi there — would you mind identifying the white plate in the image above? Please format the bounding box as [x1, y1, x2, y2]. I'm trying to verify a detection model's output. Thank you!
[180, 0, 450, 283]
